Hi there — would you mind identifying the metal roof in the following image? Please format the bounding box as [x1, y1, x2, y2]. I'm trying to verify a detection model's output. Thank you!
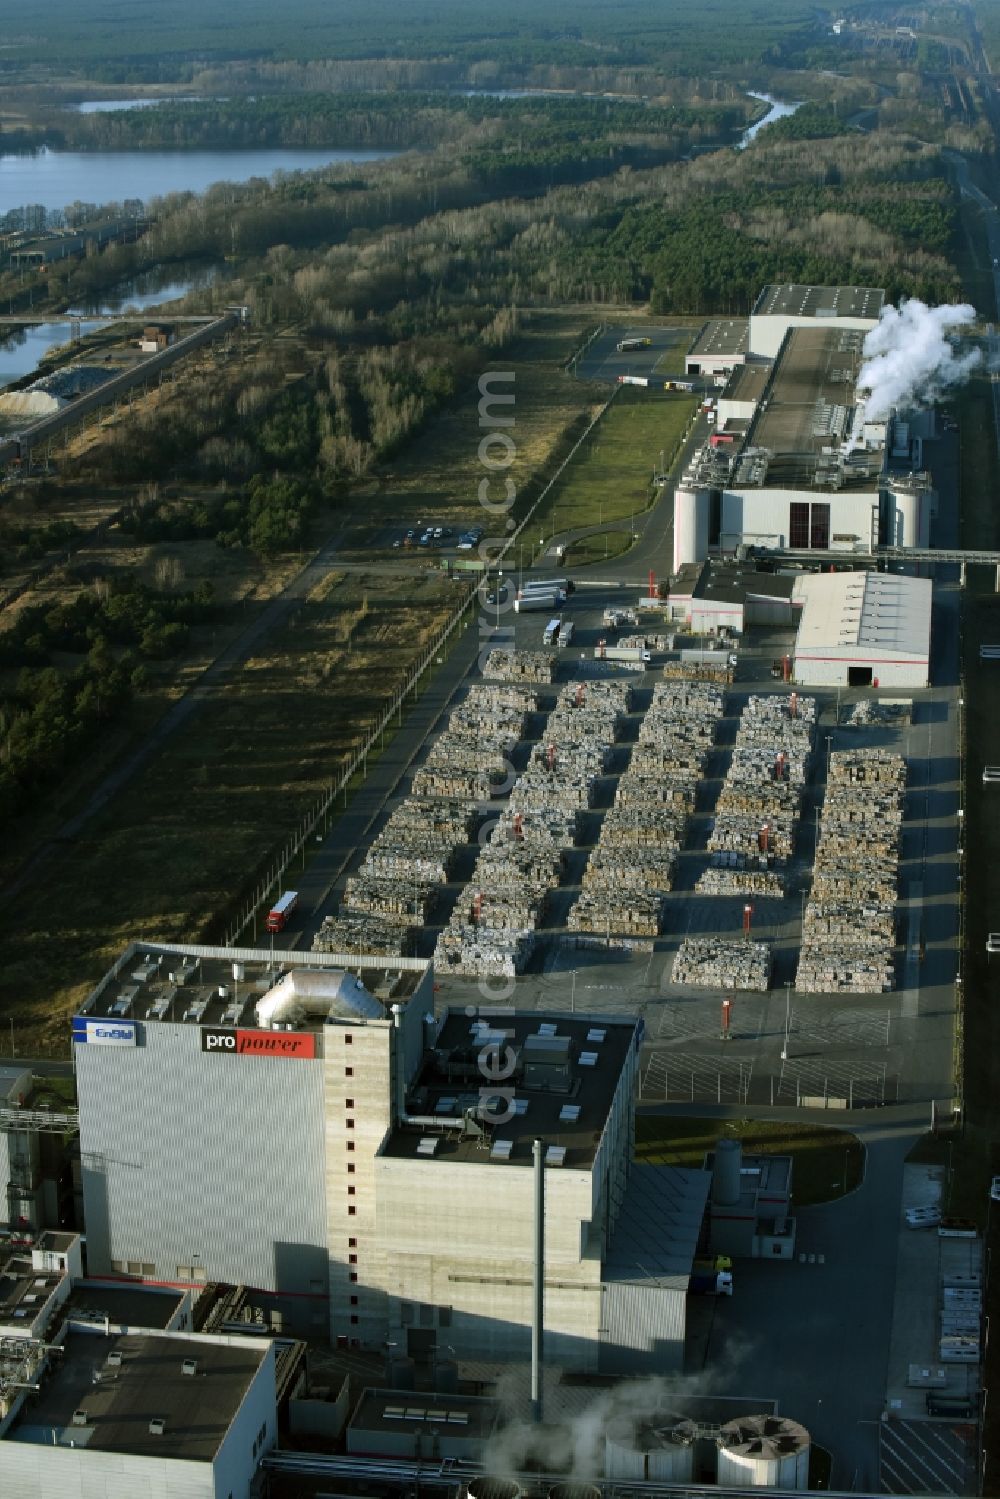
[793, 572, 932, 660]
[602, 1164, 711, 1289]
[752, 283, 885, 320]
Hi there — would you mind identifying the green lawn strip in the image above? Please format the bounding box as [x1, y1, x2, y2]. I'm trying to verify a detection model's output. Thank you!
[532, 386, 697, 538]
[635, 1114, 864, 1206]
[562, 530, 635, 567]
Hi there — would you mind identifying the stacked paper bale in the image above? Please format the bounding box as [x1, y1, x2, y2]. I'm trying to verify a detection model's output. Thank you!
[482, 649, 557, 683]
[671, 935, 772, 992]
[436, 680, 630, 975]
[707, 693, 815, 875]
[568, 680, 725, 937]
[795, 748, 906, 994]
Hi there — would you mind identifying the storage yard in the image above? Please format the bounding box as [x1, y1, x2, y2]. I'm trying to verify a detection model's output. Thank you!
[302, 570, 958, 1115]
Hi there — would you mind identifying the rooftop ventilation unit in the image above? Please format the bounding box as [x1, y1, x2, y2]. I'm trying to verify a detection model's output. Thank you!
[106, 1351, 122, 1368]
[537, 1023, 558, 1037]
[559, 1105, 581, 1123]
[586, 1028, 606, 1044]
[416, 1137, 439, 1157]
[71, 1410, 88, 1427]
[149, 1417, 166, 1436]
[579, 1052, 599, 1067]
[491, 1139, 514, 1161]
[181, 1358, 198, 1377]
[545, 1146, 567, 1166]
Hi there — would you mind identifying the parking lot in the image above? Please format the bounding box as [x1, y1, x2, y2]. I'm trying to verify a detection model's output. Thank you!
[574, 323, 705, 386]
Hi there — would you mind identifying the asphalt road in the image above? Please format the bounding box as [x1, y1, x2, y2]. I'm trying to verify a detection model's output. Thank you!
[573, 324, 703, 386]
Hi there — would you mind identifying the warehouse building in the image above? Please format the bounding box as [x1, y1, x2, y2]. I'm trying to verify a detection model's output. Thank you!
[748, 282, 885, 358]
[74, 944, 701, 1370]
[684, 282, 884, 378]
[673, 322, 935, 573]
[791, 571, 932, 689]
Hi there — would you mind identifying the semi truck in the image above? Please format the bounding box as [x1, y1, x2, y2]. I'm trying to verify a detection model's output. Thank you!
[689, 1269, 733, 1296]
[542, 618, 562, 646]
[617, 336, 652, 352]
[680, 647, 738, 667]
[556, 621, 575, 648]
[520, 577, 574, 595]
[595, 645, 652, 664]
[514, 590, 562, 614]
[265, 890, 299, 933]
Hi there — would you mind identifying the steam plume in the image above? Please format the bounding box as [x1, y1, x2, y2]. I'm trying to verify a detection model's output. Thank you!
[858, 298, 980, 421]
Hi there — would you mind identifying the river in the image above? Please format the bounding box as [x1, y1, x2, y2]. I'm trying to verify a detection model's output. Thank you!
[0, 262, 226, 391]
[0, 143, 400, 219]
[738, 92, 802, 149]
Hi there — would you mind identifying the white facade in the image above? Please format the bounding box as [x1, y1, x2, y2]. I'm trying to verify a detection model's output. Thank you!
[792, 572, 931, 688]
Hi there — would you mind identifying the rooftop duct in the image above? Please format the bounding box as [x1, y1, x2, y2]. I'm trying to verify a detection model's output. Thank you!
[255, 968, 383, 1029]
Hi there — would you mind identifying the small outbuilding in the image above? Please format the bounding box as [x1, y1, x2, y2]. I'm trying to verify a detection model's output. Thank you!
[792, 571, 931, 689]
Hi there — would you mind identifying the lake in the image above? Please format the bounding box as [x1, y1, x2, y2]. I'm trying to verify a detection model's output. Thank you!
[0, 144, 400, 218]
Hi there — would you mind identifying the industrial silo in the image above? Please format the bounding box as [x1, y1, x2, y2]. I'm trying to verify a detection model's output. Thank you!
[466, 1479, 521, 1499]
[711, 1136, 743, 1207]
[604, 1414, 696, 1482]
[716, 1413, 810, 1489]
[673, 487, 711, 570]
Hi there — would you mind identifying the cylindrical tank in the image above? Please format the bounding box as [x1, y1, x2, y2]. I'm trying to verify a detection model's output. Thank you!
[605, 1414, 696, 1483]
[386, 1355, 415, 1390]
[672, 487, 711, 572]
[434, 1358, 459, 1394]
[466, 1480, 521, 1499]
[548, 1485, 602, 1499]
[716, 1414, 811, 1489]
[712, 1136, 742, 1207]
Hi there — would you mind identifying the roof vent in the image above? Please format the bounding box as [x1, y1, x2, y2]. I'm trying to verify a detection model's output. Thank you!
[149, 1417, 166, 1436]
[416, 1137, 439, 1157]
[181, 1358, 198, 1377]
[545, 1145, 567, 1166]
[106, 1351, 122, 1368]
[71, 1409, 88, 1427]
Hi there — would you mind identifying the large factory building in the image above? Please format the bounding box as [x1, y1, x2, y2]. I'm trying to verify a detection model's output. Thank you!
[674, 284, 937, 573]
[75, 944, 699, 1370]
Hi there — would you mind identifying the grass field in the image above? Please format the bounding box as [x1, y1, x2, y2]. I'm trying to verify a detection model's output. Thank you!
[562, 529, 635, 567]
[339, 311, 606, 555]
[1, 569, 458, 1054]
[635, 1114, 865, 1206]
[532, 385, 697, 540]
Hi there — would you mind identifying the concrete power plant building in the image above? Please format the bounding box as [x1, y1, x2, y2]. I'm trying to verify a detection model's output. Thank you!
[674, 285, 937, 572]
[75, 942, 703, 1371]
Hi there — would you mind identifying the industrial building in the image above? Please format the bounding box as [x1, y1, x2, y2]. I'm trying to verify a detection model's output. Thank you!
[791, 571, 932, 689]
[684, 283, 884, 377]
[674, 284, 942, 573]
[748, 283, 885, 359]
[0, 1326, 277, 1499]
[674, 322, 935, 573]
[706, 1139, 796, 1261]
[74, 942, 706, 1371]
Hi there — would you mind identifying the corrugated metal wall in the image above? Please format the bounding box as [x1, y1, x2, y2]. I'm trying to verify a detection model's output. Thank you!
[599, 1282, 686, 1374]
[77, 1024, 327, 1295]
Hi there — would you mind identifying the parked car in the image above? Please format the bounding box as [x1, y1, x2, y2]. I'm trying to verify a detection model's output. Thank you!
[458, 535, 475, 549]
[905, 1205, 942, 1229]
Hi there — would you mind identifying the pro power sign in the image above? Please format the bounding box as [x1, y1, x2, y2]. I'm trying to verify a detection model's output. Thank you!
[201, 1027, 316, 1059]
[72, 1018, 138, 1047]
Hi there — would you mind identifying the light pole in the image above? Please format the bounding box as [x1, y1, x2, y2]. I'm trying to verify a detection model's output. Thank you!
[781, 981, 791, 1061]
[496, 570, 503, 632]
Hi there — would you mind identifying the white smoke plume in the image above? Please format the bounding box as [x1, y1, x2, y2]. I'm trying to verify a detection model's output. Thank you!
[480, 1343, 755, 1483]
[858, 298, 980, 421]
